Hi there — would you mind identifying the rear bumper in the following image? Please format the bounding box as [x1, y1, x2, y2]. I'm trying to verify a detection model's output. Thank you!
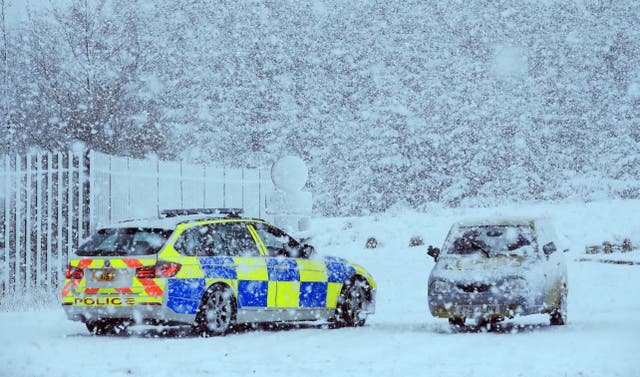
[62, 298, 195, 325]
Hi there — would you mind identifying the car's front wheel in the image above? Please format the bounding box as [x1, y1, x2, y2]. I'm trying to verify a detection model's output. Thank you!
[334, 279, 370, 327]
[195, 285, 237, 336]
[550, 288, 568, 326]
[448, 317, 465, 328]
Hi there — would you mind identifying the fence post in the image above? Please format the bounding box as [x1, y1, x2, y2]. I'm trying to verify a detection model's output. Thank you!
[2, 155, 9, 295]
[25, 153, 32, 296]
[88, 150, 94, 234]
[156, 157, 160, 218]
[202, 164, 206, 208]
[0, 155, 11, 295]
[35, 153, 43, 291]
[14, 154, 22, 295]
[180, 160, 184, 208]
[46, 153, 53, 290]
[258, 168, 262, 219]
[56, 152, 63, 290]
[66, 153, 74, 272]
[78, 151, 84, 243]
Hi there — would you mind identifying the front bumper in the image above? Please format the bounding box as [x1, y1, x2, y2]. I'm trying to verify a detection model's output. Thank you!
[430, 300, 527, 320]
[429, 291, 532, 320]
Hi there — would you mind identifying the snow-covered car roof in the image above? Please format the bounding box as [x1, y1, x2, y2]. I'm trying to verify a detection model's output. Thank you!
[98, 214, 250, 231]
[95, 208, 261, 231]
[452, 217, 535, 228]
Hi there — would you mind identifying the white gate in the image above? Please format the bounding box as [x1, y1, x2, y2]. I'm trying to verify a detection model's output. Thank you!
[0, 150, 273, 302]
[0, 152, 88, 300]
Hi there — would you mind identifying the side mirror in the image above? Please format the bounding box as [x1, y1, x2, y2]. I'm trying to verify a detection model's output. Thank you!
[427, 245, 440, 262]
[543, 242, 557, 256]
[301, 244, 316, 259]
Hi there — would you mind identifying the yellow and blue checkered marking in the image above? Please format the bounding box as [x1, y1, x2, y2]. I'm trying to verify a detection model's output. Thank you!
[167, 278, 207, 314]
[166, 255, 364, 315]
[325, 256, 356, 283]
[238, 280, 269, 307]
[267, 258, 300, 281]
[300, 282, 327, 307]
[200, 257, 237, 279]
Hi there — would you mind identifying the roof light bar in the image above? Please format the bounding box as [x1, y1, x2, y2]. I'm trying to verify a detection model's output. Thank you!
[160, 208, 244, 218]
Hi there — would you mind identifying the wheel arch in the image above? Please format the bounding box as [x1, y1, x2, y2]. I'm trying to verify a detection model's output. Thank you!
[196, 281, 238, 318]
[543, 278, 568, 314]
[344, 274, 374, 305]
[200, 280, 237, 302]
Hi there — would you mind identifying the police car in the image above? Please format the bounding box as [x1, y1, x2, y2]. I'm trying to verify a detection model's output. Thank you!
[61, 209, 376, 335]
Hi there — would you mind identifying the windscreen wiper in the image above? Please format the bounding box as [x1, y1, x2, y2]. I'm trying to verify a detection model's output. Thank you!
[471, 240, 491, 258]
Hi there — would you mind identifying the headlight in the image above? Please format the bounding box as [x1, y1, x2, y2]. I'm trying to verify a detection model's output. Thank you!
[502, 278, 528, 292]
[430, 280, 453, 294]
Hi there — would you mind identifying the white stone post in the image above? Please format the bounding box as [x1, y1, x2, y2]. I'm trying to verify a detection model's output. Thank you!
[267, 156, 312, 237]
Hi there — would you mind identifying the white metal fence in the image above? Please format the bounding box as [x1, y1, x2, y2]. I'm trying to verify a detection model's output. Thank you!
[0, 150, 273, 300]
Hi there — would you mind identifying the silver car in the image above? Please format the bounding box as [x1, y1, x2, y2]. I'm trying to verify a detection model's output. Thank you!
[427, 219, 568, 328]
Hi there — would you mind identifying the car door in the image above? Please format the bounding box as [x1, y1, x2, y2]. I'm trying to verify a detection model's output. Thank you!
[215, 222, 275, 310]
[251, 223, 329, 311]
[167, 225, 216, 314]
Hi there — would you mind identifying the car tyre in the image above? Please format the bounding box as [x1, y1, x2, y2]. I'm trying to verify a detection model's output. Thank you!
[550, 289, 567, 326]
[448, 317, 465, 330]
[195, 285, 237, 336]
[334, 280, 369, 327]
[86, 319, 129, 335]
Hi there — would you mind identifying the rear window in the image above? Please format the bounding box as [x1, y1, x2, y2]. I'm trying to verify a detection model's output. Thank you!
[77, 228, 172, 256]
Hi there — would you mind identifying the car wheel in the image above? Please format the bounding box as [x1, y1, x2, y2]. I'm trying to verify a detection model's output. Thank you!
[550, 289, 567, 326]
[195, 285, 236, 336]
[334, 280, 369, 327]
[86, 319, 129, 335]
[448, 317, 465, 329]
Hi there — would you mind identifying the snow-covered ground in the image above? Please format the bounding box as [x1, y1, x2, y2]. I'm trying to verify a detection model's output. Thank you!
[1, 200, 639, 377]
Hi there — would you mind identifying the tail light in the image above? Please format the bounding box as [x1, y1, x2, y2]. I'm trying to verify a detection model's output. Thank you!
[65, 265, 84, 280]
[135, 261, 181, 279]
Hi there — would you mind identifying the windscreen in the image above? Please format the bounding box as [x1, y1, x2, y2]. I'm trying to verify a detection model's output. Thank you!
[445, 225, 536, 257]
[76, 228, 172, 256]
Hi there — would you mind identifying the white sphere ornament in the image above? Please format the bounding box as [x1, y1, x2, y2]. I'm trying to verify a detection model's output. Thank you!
[271, 156, 308, 192]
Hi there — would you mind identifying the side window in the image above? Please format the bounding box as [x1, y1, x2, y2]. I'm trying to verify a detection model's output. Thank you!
[253, 224, 302, 258]
[174, 225, 226, 257]
[174, 228, 204, 256]
[198, 225, 227, 256]
[216, 223, 261, 257]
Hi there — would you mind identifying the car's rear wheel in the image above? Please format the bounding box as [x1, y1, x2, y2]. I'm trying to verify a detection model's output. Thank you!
[334, 279, 370, 327]
[550, 289, 567, 326]
[195, 285, 236, 336]
[85, 319, 130, 335]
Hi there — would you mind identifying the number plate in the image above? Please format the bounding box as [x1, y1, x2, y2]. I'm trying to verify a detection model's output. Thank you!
[93, 269, 118, 282]
[454, 305, 476, 317]
[454, 304, 500, 317]
[87, 268, 131, 288]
